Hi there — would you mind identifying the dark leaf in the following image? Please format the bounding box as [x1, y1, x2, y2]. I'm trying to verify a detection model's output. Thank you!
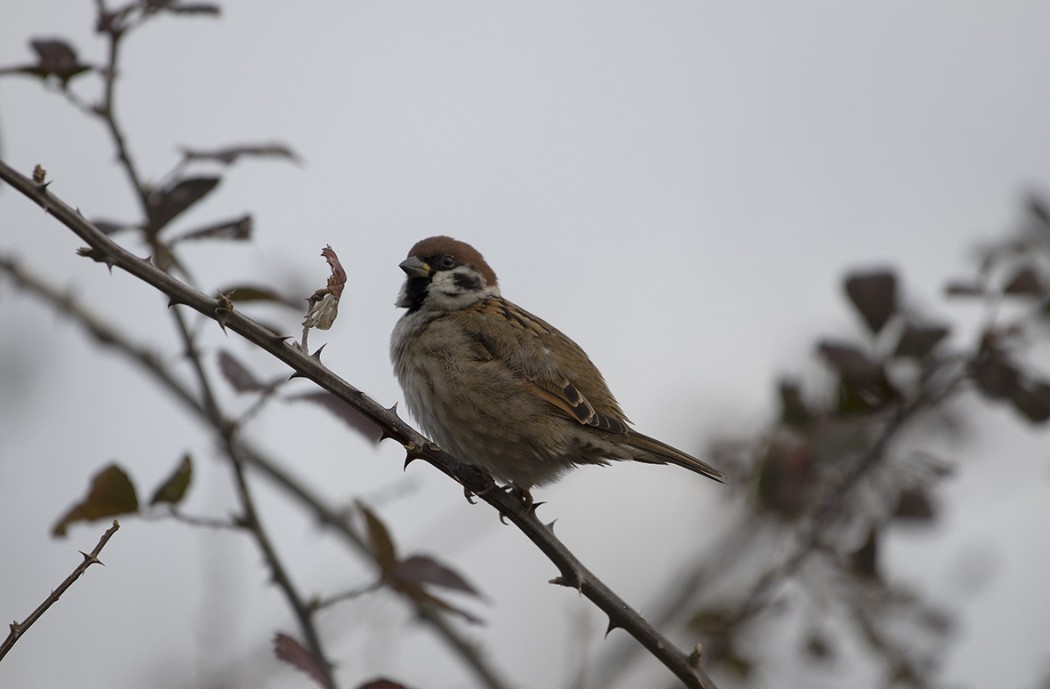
[180, 142, 300, 166]
[357, 680, 412, 689]
[358, 502, 398, 576]
[395, 554, 484, 599]
[150, 454, 193, 506]
[273, 633, 333, 689]
[146, 176, 220, 232]
[893, 487, 936, 522]
[53, 463, 139, 537]
[1002, 265, 1044, 297]
[20, 39, 93, 84]
[218, 350, 270, 393]
[819, 341, 897, 413]
[1009, 379, 1050, 423]
[848, 529, 879, 579]
[172, 214, 252, 243]
[893, 323, 950, 359]
[289, 391, 382, 444]
[844, 270, 897, 334]
[973, 355, 1022, 401]
[945, 280, 985, 298]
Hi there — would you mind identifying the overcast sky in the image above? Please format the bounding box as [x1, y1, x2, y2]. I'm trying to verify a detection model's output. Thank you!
[2, 3, 1050, 689]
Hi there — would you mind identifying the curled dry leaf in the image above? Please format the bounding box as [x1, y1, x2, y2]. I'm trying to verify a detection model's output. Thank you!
[53, 463, 139, 537]
[301, 245, 347, 343]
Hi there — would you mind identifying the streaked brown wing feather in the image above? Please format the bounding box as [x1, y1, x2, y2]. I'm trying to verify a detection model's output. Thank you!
[464, 297, 630, 433]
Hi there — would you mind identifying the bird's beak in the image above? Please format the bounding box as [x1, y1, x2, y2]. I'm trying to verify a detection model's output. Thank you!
[399, 256, 431, 278]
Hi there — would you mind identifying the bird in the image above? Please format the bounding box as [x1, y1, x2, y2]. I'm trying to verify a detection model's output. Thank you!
[390, 236, 726, 498]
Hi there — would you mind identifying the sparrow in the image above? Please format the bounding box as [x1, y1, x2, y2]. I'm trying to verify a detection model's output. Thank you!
[390, 236, 727, 496]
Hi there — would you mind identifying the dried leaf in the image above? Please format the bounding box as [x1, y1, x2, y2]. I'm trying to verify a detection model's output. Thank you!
[358, 502, 398, 576]
[395, 554, 484, 598]
[844, 270, 897, 334]
[302, 246, 348, 331]
[288, 391, 382, 444]
[53, 463, 139, 537]
[146, 176, 220, 232]
[172, 214, 252, 243]
[180, 142, 300, 165]
[150, 454, 193, 506]
[273, 633, 332, 689]
[893, 323, 950, 359]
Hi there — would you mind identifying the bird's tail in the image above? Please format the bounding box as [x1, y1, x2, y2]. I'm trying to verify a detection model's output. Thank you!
[626, 431, 728, 483]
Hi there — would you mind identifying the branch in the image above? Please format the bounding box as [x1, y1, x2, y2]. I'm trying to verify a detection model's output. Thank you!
[0, 158, 719, 689]
[0, 520, 120, 662]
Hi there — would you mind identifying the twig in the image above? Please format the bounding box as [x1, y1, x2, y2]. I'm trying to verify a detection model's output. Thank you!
[0, 520, 120, 662]
[0, 158, 719, 689]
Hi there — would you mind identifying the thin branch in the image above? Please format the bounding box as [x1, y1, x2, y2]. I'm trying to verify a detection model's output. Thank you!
[0, 520, 120, 662]
[0, 158, 719, 689]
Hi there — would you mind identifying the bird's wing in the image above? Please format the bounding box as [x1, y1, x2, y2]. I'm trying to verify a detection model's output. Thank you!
[462, 297, 630, 434]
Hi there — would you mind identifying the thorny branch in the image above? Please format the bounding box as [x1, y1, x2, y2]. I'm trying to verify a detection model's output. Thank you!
[0, 157, 719, 688]
[0, 520, 120, 662]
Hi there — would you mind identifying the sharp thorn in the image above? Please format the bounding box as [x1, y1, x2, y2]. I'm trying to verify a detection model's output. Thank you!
[311, 344, 326, 360]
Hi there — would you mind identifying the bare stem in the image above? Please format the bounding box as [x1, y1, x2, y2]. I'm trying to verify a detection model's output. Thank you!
[0, 520, 121, 662]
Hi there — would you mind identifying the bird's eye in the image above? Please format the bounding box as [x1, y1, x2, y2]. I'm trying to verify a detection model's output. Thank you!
[439, 254, 455, 269]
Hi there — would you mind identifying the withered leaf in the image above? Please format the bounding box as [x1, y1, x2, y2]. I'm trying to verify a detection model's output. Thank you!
[53, 463, 139, 537]
[149, 454, 193, 506]
[844, 270, 897, 334]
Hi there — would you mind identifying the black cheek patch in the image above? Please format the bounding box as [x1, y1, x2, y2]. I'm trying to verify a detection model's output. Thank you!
[453, 272, 483, 291]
